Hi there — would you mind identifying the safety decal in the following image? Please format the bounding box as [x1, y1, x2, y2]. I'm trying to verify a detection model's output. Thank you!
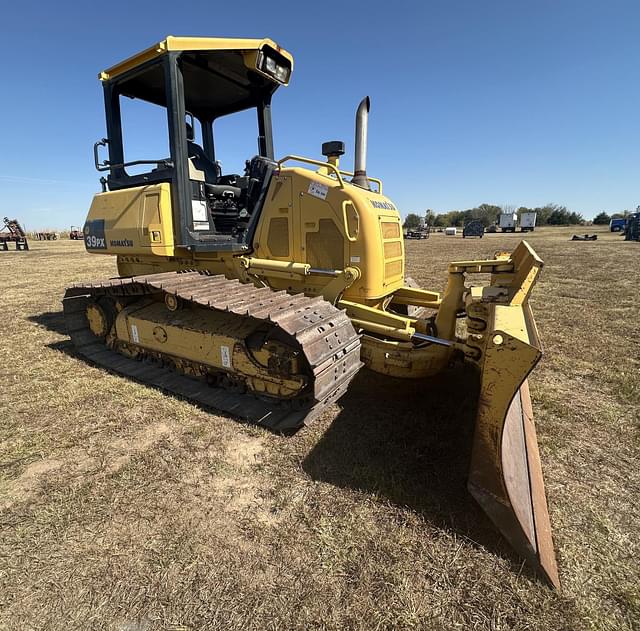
[308, 181, 328, 200]
[220, 345, 231, 368]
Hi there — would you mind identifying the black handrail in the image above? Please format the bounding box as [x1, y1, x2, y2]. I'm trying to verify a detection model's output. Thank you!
[93, 138, 173, 172]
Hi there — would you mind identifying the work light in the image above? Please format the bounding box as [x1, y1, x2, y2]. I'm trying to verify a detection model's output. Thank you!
[258, 52, 291, 84]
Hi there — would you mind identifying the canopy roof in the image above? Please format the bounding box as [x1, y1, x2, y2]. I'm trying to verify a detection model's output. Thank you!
[101, 36, 294, 119]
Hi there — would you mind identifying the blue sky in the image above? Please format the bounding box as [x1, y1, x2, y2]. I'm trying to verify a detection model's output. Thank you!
[1, 0, 638, 229]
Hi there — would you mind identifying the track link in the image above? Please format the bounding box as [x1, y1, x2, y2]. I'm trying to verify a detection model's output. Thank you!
[63, 271, 362, 432]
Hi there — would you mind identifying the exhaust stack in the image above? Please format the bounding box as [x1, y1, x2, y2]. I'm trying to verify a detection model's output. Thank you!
[352, 96, 371, 190]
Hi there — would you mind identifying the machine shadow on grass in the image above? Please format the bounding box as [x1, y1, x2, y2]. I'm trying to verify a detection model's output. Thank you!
[303, 366, 530, 574]
[28, 311, 68, 336]
[29, 309, 529, 577]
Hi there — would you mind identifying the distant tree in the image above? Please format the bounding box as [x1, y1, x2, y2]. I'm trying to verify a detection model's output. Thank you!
[433, 205, 507, 227]
[543, 205, 584, 225]
[424, 209, 436, 226]
[430, 203, 585, 228]
[592, 212, 611, 225]
[534, 204, 558, 226]
[403, 213, 422, 230]
[611, 210, 630, 219]
[546, 211, 561, 225]
[447, 210, 466, 227]
[473, 203, 502, 227]
[569, 211, 585, 225]
[547, 206, 570, 225]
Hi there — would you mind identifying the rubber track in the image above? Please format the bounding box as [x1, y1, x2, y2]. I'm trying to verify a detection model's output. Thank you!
[63, 271, 363, 432]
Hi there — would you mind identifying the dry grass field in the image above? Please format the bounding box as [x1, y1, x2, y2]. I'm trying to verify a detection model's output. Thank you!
[0, 226, 638, 630]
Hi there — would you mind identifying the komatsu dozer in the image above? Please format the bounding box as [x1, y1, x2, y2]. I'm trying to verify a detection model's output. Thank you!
[63, 37, 559, 587]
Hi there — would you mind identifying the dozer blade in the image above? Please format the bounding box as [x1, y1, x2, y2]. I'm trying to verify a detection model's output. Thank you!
[466, 244, 560, 588]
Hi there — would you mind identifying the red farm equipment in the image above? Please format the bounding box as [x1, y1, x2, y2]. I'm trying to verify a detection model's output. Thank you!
[0, 217, 29, 251]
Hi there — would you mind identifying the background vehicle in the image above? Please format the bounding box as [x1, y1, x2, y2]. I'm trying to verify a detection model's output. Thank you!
[624, 212, 639, 241]
[0, 217, 29, 251]
[69, 226, 83, 240]
[520, 211, 537, 232]
[462, 220, 484, 238]
[405, 228, 429, 239]
[499, 212, 518, 232]
[610, 217, 627, 232]
[63, 37, 559, 587]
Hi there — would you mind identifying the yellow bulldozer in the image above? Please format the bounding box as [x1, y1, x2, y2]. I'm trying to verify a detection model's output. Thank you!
[63, 37, 559, 587]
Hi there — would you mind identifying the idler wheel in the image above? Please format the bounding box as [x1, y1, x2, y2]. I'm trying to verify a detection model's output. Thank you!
[86, 298, 116, 338]
[164, 293, 182, 311]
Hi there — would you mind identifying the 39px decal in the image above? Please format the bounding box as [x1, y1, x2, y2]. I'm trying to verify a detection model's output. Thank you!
[84, 220, 108, 250]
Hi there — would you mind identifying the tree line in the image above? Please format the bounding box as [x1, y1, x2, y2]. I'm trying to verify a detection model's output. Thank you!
[403, 203, 587, 230]
[592, 209, 638, 225]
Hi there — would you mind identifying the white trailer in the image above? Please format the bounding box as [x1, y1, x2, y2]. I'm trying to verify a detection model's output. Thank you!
[499, 212, 518, 233]
[520, 211, 537, 232]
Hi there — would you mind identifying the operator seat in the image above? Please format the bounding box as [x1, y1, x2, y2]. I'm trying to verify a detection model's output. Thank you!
[184, 124, 243, 234]
[186, 123, 220, 183]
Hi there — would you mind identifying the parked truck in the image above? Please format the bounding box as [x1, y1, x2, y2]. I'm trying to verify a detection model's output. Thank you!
[610, 217, 627, 232]
[499, 212, 518, 233]
[520, 211, 537, 232]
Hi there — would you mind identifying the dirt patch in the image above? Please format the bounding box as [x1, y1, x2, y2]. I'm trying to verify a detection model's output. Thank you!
[0, 422, 174, 509]
[106, 422, 172, 473]
[223, 435, 264, 469]
[204, 435, 280, 525]
[0, 458, 63, 509]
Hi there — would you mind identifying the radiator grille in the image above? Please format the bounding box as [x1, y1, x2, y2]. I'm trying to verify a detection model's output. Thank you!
[382, 222, 400, 239]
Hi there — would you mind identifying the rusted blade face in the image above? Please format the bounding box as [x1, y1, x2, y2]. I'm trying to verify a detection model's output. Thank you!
[469, 379, 560, 589]
[462, 241, 558, 586]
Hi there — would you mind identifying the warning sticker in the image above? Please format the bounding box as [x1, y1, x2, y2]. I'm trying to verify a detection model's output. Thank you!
[192, 200, 208, 225]
[220, 345, 231, 368]
[308, 181, 328, 200]
[130, 324, 140, 344]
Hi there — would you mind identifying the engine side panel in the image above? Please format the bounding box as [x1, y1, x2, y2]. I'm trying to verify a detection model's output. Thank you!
[254, 166, 405, 302]
[84, 184, 175, 257]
